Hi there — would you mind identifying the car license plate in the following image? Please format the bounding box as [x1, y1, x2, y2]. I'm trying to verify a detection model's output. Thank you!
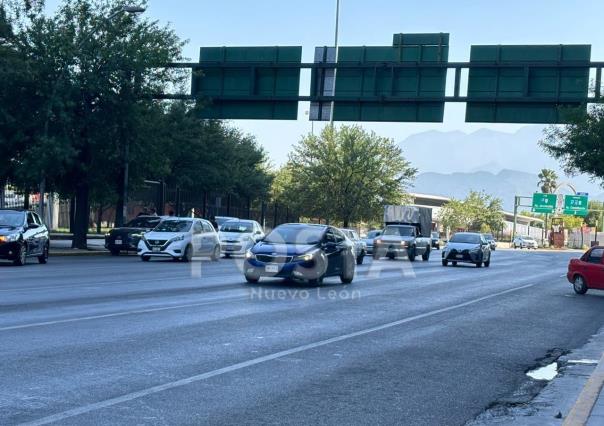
[456, 254, 463, 259]
[115, 239, 122, 245]
[265, 264, 278, 273]
[152, 247, 160, 252]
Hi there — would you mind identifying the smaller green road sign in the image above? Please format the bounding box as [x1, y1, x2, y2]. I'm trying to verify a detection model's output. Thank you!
[563, 194, 588, 216]
[532, 193, 557, 213]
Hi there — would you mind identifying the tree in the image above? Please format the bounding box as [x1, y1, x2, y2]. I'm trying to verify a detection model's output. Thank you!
[6, 0, 185, 248]
[537, 168, 558, 194]
[541, 106, 604, 184]
[585, 200, 604, 232]
[439, 191, 504, 234]
[275, 125, 416, 227]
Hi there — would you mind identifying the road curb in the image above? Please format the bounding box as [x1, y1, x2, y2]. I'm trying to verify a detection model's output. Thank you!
[563, 353, 604, 426]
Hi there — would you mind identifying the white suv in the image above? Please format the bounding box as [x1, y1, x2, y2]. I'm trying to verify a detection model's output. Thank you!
[138, 217, 220, 262]
[219, 219, 264, 257]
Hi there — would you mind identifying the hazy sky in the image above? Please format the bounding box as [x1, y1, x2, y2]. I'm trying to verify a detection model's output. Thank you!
[44, 0, 604, 167]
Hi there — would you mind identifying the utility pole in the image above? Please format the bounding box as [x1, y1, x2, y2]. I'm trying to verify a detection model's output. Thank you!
[329, 0, 340, 126]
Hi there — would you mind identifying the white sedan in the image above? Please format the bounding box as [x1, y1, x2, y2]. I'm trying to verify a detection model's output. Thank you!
[219, 219, 264, 257]
[138, 217, 220, 262]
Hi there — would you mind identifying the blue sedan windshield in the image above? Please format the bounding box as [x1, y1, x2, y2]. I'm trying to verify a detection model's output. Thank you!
[0, 211, 25, 227]
[264, 226, 324, 245]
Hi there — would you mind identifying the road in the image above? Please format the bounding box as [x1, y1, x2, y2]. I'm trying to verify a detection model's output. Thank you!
[1, 249, 603, 425]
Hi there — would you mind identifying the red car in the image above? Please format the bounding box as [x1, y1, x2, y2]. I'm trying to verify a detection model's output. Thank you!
[567, 246, 604, 294]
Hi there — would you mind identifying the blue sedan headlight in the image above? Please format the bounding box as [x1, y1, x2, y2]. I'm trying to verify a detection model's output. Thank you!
[245, 250, 256, 260]
[293, 249, 319, 262]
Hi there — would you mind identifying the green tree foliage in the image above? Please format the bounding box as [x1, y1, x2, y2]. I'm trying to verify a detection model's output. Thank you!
[537, 168, 558, 194]
[541, 106, 604, 184]
[585, 200, 604, 231]
[157, 103, 271, 200]
[439, 191, 504, 233]
[273, 125, 416, 227]
[1, 1, 272, 248]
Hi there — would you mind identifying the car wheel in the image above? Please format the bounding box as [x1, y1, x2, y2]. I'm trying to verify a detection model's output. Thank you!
[141, 255, 150, 262]
[245, 275, 259, 284]
[38, 243, 49, 264]
[181, 244, 193, 262]
[442, 259, 448, 266]
[452, 261, 457, 266]
[340, 257, 355, 284]
[13, 243, 26, 266]
[573, 275, 588, 295]
[422, 247, 430, 261]
[110, 248, 120, 256]
[211, 245, 220, 261]
[407, 247, 416, 262]
[356, 253, 364, 265]
[484, 257, 491, 267]
[475, 261, 483, 268]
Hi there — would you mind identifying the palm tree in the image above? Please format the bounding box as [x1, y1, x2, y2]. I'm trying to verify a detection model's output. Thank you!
[538, 169, 558, 193]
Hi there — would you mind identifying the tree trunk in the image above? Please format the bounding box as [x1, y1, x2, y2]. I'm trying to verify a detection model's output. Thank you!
[23, 191, 30, 210]
[72, 184, 89, 249]
[343, 219, 350, 228]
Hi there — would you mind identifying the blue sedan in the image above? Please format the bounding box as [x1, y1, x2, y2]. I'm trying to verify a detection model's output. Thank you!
[243, 223, 356, 285]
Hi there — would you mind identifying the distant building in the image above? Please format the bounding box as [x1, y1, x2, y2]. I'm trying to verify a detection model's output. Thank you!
[408, 192, 544, 242]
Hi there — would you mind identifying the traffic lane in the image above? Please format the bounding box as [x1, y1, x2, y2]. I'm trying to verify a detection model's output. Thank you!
[20, 269, 604, 426]
[0, 253, 590, 424]
[0, 250, 558, 335]
[0, 251, 575, 351]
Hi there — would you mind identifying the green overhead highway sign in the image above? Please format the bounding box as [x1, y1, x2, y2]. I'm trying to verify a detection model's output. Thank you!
[193, 46, 302, 120]
[532, 193, 557, 214]
[310, 33, 449, 122]
[466, 44, 591, 123]
[180, 32, 603, 121]
[563, 194, 589, 216]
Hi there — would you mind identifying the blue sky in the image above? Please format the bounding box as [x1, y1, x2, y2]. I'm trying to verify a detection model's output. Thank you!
[44, 0, 604, 168]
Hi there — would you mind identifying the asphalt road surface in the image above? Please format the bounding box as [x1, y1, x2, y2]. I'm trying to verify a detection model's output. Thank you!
[1, 249, 604, 425]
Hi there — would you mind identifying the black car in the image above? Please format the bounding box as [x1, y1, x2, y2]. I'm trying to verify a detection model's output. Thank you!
[442, 232, 491, 268]
[0, 209, 49, 266]
[431, 231, 441, 250]
[244, 223, 356, 285]
[105, 216, 162, 255]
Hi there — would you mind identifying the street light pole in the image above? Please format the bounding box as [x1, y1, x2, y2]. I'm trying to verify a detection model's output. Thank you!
[329, 0, 340, 127]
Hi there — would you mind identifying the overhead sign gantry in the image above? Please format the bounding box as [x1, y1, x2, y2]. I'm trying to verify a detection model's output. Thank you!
[170, 32, 602, 124]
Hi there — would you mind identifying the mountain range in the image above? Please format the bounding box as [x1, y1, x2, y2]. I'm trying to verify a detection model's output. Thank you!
[400, 127, 604, 211]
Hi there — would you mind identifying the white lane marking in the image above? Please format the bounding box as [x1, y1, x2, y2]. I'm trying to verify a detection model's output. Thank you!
[18, 283, 535, 426]
[0, 296, 247, 332]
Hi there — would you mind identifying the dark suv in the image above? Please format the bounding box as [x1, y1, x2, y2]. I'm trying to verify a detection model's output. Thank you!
[0, 209, 49, 266]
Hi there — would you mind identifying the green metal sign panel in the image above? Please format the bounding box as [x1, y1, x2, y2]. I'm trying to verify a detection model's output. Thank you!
[193, 46, 302, 120]
[563, 194, 588, 216]
[466, 45, 591, 124]
[310, 33, 449, 122]
[532, 193, 557, 213]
